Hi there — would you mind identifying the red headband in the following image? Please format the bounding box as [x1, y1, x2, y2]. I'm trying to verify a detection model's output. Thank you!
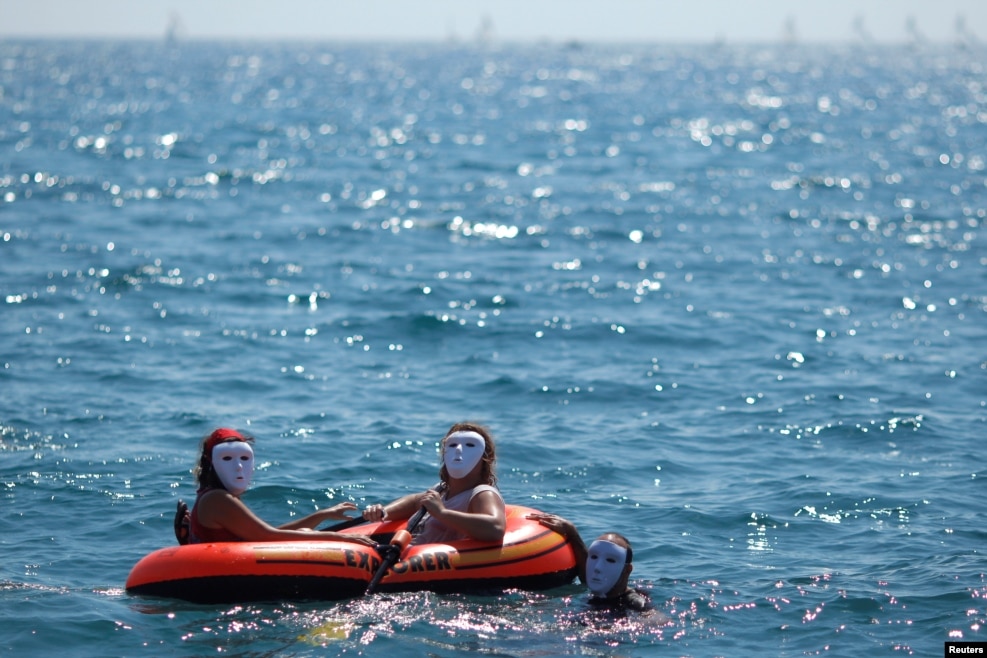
[203, 428, 248, 458]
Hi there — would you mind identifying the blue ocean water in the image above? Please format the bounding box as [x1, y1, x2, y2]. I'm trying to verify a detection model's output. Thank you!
[1, 37, 985, 656]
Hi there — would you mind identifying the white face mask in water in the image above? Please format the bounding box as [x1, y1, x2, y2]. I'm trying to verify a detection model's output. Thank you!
[443, 431, 486, 479]
[212, 441, 254, 495]
[586, 539, 628, 596]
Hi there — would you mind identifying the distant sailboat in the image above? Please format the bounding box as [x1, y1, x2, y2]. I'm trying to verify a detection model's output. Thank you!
[164, 11, 186, 45]
[954, 14, 978, 50]
[852, 15, 873, 43]
[905, 15, 925, 47]
[782, 15, 797, 46]
[475, 14, 494, 46]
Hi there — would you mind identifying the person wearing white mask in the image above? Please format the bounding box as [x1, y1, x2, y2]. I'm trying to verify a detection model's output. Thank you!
[181, 428, 376, 547]
[527, 512, 656, 614]
[362, 422, 506, 544]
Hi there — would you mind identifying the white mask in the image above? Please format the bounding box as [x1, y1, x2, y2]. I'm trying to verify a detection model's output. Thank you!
[443, 431, 486, 479]
[212, 441, 254, 495]
[586, 539, 628, 596]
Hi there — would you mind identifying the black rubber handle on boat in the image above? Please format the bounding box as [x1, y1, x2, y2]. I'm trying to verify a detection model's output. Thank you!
[319, 516, 370, 532]
[365, 482, 443, 594]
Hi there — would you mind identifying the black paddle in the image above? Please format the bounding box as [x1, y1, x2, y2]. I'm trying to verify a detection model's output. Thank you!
[365, 483, 443, 594]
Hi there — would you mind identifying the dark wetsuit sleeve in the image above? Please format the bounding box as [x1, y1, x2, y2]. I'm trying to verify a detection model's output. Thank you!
[587, 588, 654, 613]
[622, 588, 653, 612]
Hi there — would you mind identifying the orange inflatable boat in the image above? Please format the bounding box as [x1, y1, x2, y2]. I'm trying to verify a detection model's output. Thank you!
[126, 505, 577, 603]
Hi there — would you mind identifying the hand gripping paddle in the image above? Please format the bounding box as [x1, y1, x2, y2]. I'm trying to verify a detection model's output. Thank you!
[365, 483, 444, 594]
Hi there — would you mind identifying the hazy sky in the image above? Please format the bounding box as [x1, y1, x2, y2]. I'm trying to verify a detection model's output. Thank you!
[2, 0, 985, 44]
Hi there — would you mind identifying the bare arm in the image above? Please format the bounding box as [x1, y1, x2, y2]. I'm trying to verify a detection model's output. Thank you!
[278, 501, 360, 530]
[528, 512, 588, 583]
[362, 492, 424, 523]
[197, 491, 375, 546]
[423, 489, 506, 542]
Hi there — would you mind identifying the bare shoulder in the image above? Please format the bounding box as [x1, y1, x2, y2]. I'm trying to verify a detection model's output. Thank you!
[468, 487, 506, 513]
[197, 488, 244, 518]
[473, 487, 505, 503]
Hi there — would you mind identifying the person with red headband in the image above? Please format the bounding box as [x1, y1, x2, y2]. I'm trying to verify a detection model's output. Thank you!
[175, 428, 375, 547]
[360, 422, 506, 545]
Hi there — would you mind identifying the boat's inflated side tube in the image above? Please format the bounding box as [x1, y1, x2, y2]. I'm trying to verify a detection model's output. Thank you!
[126, 505, 577, 603]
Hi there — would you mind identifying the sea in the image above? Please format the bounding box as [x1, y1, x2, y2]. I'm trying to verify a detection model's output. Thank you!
[1, 37, 985, 657]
